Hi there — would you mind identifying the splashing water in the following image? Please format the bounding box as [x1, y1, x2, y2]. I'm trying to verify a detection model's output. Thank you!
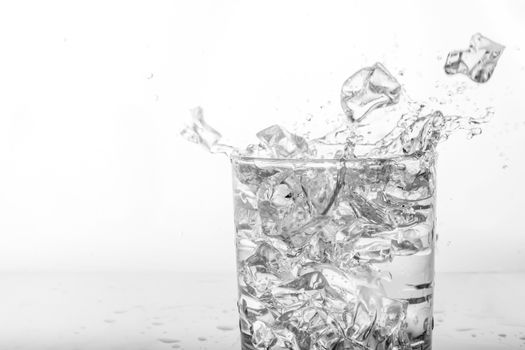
[180, 106, 233, 155]
[181, 33, 503, 160]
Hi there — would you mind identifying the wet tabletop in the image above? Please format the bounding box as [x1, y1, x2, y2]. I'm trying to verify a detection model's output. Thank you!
[0, 271, 524, 350]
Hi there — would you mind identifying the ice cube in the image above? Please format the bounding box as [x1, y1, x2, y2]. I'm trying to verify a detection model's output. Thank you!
[243, 143, 275, 158]
[257, 172, 312, 238]
[234, 182, 258, 210]
[242, 242, 291, 296]
[277, 323, 311, 350]
[315, 327, 344, 350]
[286, 216, 332, 250]
[236, 237, 258, 262]
[271, 326, 304, 350]
[404, 301, 432, 340]
[180, 107, 231, 154]
[301, 233, 331, 264]
[270, 272, 335, 312]
[390, 226, 432, 256]
[300, 168, 338, 215]
[391, 238, 423, 257]
[383, 156, 435, 201]
[387, 207, 426, 228]
[238, 291, 275, 334]
[246, 242, 285, 273]
[345, 301, 377, 341]
[333, 217, 390, 244]
[233, 183, 260, 242]
[251, 320, 276, 349]
[348, 237, 393, 264]
[241, 267, 281, 298]
[234, 214, 259, 243]
[277, 307, 342, 350]
[340, 63, 401, 122]
[306, 265, 387, 323]
[346, 191, 389, 226]
[256, 125, 309, 158]
[331, 339, 367, 350]
[344, 291, 409, 348]
[306, 265, 359, 303]
[444, 33, 505, 83]
[282, 271, 328, 291]
[233, 161, 279, 187]
[375, 297, 408, 338]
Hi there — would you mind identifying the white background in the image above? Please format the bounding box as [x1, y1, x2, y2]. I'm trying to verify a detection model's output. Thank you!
[0, 0, 524, 273]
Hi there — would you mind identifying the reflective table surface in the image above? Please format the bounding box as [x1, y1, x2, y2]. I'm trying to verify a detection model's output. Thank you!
[0, 271, 524, 349]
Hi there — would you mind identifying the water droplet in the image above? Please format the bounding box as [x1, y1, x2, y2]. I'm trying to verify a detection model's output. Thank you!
[467, 128, 482, 139]
[216, 325, 234, 331]
[104, 319, 115, 324]
[498, 334, 507, 338]
[198, 337, 207, 341]
[456, 328, 473, 332]
[158, 338, 179, 344]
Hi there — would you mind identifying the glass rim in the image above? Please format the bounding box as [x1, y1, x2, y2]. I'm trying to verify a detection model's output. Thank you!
[230, 151, 437, 164]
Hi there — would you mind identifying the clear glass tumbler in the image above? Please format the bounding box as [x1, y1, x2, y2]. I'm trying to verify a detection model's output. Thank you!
[231, 153, 436, 350]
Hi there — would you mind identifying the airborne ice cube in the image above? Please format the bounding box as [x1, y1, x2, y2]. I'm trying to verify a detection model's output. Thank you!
[444, 33, 505, 83]
[340, 62, 401, 122]
[256, 124, 309, 158]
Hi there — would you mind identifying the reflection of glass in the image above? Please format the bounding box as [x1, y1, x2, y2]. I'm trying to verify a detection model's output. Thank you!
[231, 154, 436, 349]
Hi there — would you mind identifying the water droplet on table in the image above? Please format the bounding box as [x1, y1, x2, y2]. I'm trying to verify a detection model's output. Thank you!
[158, 338, 179, 344]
